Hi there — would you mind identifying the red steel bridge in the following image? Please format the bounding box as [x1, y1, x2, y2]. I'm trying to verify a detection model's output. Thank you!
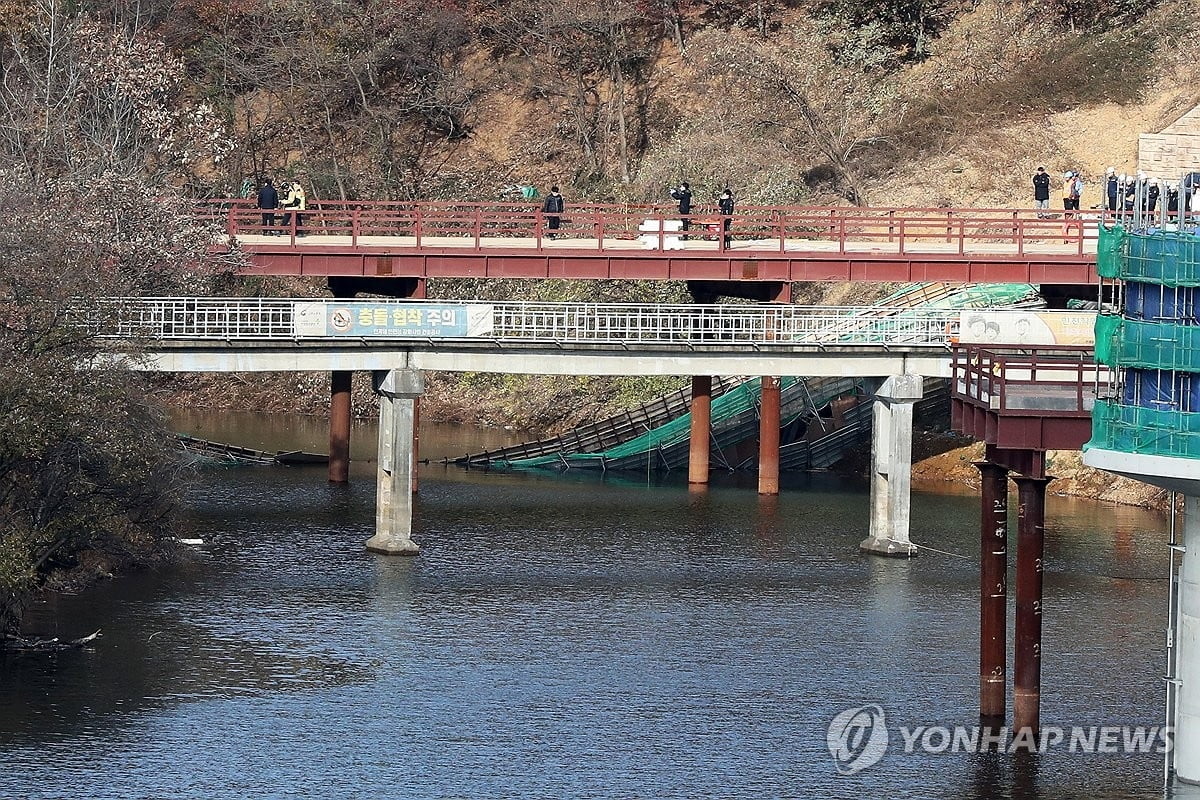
[200, 200, 1101, 297]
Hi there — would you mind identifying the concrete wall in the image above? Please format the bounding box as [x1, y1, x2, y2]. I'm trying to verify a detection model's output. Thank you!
[1140, 105, 1200, 177]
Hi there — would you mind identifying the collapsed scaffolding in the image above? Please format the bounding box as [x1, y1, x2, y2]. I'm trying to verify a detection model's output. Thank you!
[450, 281, 1045, 473]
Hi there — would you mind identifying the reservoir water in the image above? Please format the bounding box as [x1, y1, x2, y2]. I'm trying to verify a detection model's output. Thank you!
[0, 413, 1176, 798]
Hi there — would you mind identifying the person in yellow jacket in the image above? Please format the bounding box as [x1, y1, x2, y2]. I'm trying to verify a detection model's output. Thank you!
[280, 180, 307, 235]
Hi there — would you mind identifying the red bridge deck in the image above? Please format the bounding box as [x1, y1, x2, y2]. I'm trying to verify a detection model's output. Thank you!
[201, 200, 1101, 285]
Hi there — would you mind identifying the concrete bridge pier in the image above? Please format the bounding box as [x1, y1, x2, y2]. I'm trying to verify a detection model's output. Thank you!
[1173, 495, 1200, 784]
[860, 375, 923, 557]
[976, 460, 1010, 729]
[688, 376, 712, 486]
[366, 368, 424, 556]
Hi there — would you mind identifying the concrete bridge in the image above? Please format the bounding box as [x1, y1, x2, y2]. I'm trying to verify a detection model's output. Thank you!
[98, 295, 1106, 752]
[200, 200, 1105, 298]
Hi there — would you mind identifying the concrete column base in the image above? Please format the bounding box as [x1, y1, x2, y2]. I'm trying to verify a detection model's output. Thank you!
[365, 533, 420, 556]
[858, 535, 918, 557]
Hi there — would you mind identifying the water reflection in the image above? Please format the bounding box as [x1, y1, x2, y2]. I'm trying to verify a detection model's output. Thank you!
[0, 414, 1176, 799]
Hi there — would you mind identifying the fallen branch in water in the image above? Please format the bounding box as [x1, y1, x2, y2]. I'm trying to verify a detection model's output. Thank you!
[2, 629, 101, 652]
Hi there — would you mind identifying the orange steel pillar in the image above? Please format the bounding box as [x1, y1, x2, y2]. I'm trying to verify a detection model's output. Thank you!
[329, 370, 352, 484]
[1013, 475, 1050, 737]
[976, 460, 1009, 729]
[758, 377, 781, 495]
[688, 376, 712, 485]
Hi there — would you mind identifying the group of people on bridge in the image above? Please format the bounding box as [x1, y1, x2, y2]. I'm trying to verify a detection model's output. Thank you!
[254, 178, 308, 234]
[1033, 165, 1200, 218]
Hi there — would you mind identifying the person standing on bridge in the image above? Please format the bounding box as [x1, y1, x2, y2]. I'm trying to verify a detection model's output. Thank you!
[1105, 167, 1118, 212]
[1032, 167, 1050, 216]
[281, 180, 307, 236]
[671, 182, 693, 235]
[257, 178, 279, 235]
[542, 185, 564, 239]
[718, 187, 734, 247]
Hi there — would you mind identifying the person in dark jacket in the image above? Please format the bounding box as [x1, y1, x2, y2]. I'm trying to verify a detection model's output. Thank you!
[718, 188, 734, 247]
[671, 182, 693, 233]
[1105, 167, 1118, 212]
[542, 185, 564, 239]
[257, 178, 279, 234]
[1032, 167, 1050, 216]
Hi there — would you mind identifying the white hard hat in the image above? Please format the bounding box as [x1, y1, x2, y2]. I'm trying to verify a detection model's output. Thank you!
[1137, 170, 1146, 179]
[1150, 178, 1159, 186]
[1119, 173, 1127, 182]
[1063, 171, 1072, 178]
[1106, 166, 1116, 174]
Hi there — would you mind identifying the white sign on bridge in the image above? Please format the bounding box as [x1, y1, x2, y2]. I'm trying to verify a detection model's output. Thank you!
[294, 302, 494, 338]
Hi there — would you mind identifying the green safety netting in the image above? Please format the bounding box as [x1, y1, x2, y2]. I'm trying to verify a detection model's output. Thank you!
[1097, 225, 1126, 279]
[1093, 314, 1121, 367]
[1101, 317, 1200, 372]
[1087, 400, 1200, 459]
[1110, 228, 1200, 287]
[501, 377, 810, 468]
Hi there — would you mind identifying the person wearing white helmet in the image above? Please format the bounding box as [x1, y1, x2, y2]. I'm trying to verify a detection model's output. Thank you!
[1062, 170, 1081, 212]
[1105, 167, 1118, 212]
[1148, 177, 1160, 214]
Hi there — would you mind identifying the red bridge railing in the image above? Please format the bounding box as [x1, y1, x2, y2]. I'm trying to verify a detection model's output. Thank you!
[197, 199, 1106, 256]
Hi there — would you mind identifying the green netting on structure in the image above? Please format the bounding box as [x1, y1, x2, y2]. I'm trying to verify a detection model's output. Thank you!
[1094, 313, 1121, 366]
[503, 377, 808, 468]
[1087, 400, 1200, 459]
[1114, 230, 1200, 287]
[1102, 317, 1200, 372]
[1097, 225, 1126, 279]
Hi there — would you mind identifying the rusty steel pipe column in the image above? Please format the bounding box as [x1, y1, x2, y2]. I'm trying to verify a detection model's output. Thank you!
[758, 376, 781, 495]
[328, 370, 352, 484]
[688, 376, 713, 485]
[1013, 475, 1050, 737]
[976, 460, 1009, 729]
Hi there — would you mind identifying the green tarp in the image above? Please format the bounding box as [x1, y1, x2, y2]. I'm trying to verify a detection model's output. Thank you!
[1087, 400, 1200, 459]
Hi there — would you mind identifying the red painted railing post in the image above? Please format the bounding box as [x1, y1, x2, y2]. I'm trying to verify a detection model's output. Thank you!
[536, 211, 544, 250]
[473, 207, 482, 250]
[777, 209, 785, 253]
[888, 209, 895, 243]
[898, 219, 906, 254]
[226, 203, 237, 237]
[352, 208, 360, 246]
[594, 212, 603, 250]
[414, 208, 422, 247]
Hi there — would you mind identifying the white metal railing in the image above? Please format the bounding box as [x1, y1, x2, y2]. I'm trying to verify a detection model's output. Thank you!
[90, 298, 961, 348]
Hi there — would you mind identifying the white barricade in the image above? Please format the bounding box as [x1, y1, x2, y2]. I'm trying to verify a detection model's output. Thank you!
[638, 218, 684, 250]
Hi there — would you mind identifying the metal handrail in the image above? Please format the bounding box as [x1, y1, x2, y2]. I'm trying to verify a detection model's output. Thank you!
[199, 199, 1116, 255]
[90, 298, 962, 347]
[952, 345, 1102, 415]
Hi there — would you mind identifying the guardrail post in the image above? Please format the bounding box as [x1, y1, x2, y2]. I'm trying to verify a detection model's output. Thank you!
[352, 208, 360, 246]
[473, 207, 482, 249]
[414, 208, 422, 247]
